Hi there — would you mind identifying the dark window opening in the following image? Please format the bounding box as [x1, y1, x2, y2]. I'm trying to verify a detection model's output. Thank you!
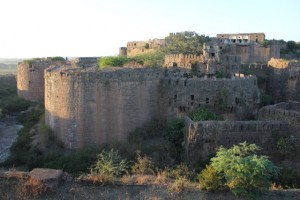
[206, 98, 209, 104]
[191, 95, 194, 100]
[183, 106, 186, 112]
[191, 102, 193, 106]
[173, 62, 178, 67]
[255, 38, 258, 43]
[174, 94, 177, 100]
[238, 39, 242, 43]
[210, 46, 213, 49]
[211, 53, 215, 57]
[232, 39, 236, 43]
[199, 104, 201, 107]
[219, 46, 223, 49]
[184, 80, 187, 86]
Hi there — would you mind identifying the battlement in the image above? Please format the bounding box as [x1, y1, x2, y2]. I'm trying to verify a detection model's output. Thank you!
[46, 66, 165, 83]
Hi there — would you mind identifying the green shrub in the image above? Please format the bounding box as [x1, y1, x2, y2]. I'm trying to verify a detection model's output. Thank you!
[90, 149, 128, 177]
[98, 56, 128, 68]
[189, 108, 223, 121]
[211, 142, 279, 197]
[198, 165, 222, 191]
[50, 56, 65, 62]
[0, 95, 31, 113]
[132, 152, 155, 175]
[167, 163, 195, 180]
[277, 135, 297, 155]
[164, 118, 185, 161]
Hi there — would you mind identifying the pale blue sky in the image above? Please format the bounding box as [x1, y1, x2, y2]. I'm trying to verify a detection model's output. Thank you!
[0, 0, 299, 58]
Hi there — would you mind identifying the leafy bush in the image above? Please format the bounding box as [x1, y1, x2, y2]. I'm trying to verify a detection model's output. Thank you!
[277, 135, 297, 154]
[164, 118, 185, 161]
[132, 152, 155, 175]
[98, 56, 128, 68]
[50, 56, 65, 62]
[210, 142, 279, 197]
[189, 108, 223, 121]
[167, 163, 195, 180]
[0, 95, 31, 113]
[198, 165, 222, 191]
[90, 149, 128, 177]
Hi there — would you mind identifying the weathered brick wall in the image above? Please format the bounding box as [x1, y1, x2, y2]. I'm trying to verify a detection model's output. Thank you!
[160, 75, 260, 119]
[17, 60, 66, 101]
[45, 67, 164, 149]
[185, 119, 291, 165]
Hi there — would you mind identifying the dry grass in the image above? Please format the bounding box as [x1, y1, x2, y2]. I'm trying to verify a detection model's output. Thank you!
[168, 177, 190, 193]
[18, 179, 48, 199]
[79, 173, 115, 185]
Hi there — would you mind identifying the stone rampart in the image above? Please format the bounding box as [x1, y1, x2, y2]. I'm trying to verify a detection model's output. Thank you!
[17, 60, 66, 101]
[45, 66, 261, 149]
[258, 101, 300, 130]
[185, 118, 290, 165]
[160, 75, 260, 119]
[45, 67, 165, 149]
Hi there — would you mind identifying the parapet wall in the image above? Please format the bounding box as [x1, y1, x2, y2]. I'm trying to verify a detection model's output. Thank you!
[258, 101, 300, 130]
[17, 60, 66, 101]
[185, 118, 290, 165]
[164, 54, 204, 68]
[45, 67, 165, 149]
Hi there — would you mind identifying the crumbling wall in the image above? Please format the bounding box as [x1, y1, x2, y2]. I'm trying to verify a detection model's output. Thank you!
[185, 119, 290, 165]
[45, 67, 164, 149]
[160, 76, 260, 119]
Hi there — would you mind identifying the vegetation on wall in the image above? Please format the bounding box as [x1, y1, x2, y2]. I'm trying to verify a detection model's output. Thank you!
[163, 31, 210, 55]
[189, 108, 223, 121]
[98, 51, 164, 68]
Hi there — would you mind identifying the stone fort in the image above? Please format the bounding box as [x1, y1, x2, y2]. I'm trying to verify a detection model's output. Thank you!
[16, 32, 300, 170]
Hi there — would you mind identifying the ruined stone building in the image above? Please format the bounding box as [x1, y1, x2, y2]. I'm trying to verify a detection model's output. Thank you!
[120, 38, 166, 57]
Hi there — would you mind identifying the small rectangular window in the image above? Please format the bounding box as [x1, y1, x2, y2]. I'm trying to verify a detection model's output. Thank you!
[191, 95, 194, 101]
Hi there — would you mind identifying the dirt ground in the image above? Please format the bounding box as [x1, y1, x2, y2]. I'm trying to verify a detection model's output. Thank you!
[0, 178, 299, 200]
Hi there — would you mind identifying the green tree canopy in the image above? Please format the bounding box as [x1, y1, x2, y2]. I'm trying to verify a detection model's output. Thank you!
[163, 31, 210, 55]
[210, 142, 279, 197]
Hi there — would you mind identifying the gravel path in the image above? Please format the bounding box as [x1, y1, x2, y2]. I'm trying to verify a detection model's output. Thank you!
[0, 116, 23, 162]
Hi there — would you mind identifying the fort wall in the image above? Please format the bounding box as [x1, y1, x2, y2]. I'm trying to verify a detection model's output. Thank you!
[161, 76, 260, 119]
[185, 118, 290, 165]
[17, 60, 66, 101]
[45, 67, 165, 149]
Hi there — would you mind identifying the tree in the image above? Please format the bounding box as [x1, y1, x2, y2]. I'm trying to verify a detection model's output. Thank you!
[210, 142, 279, 197]
[287, 41, 299, 52]
[163, 31, 210, 55]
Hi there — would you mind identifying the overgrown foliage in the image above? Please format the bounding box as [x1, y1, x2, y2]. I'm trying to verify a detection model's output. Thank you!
[0, 76, 30, 116]
[163, 31, 210, 54]
[164, 118, 185, 161]
[189, 108, 223, 121]
[277, 135, 297, 155]
[90, 149, 128, 177]
[210, 142, 279, 197]
[98, 51, 164, 68]
[198, 165, 222, 191]
[132, 152, 155, 175]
